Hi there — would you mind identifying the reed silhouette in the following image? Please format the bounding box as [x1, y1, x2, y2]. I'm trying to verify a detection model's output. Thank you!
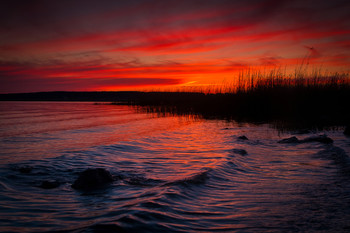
[127, 67, 350, 130]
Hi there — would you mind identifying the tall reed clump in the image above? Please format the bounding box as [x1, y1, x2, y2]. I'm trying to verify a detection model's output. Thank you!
[211, 66, 349, 94]
[130, 67, 350, 129]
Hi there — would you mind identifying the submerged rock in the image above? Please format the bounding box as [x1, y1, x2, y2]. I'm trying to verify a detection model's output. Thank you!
[18, 166, 33, 174]
[301, 135, 333, 144]
[238, 135, 248, 140]
[344, 126, 350, 136]
[71, 168, 114, 190]
[39, 180, 60, 189]
[232, 149, 248, 155]
[278, 136, 300, 144]
[278, 135, 333, 144]
[317, 145, 350, 165]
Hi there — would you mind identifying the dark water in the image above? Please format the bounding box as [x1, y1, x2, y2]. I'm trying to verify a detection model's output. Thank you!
[0, 102, 350, 232]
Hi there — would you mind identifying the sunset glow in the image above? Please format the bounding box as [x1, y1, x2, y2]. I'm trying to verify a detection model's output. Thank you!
[1, 0, 349, 93]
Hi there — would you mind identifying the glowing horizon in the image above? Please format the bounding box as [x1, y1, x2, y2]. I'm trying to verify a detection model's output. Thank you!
[1, 0, 349, 93]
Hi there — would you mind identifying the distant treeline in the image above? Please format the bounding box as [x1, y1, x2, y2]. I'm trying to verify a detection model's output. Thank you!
[0, 91, 144, 102]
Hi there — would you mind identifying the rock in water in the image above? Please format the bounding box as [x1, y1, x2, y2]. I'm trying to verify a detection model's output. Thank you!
[278, 135, 333, 144]
[301, 135, 333, 144]
[39, 180, 60, 189]
[71, 168, 114, 190]
[232, 149, 248, 155]
[18, 166, 33, 173]
[238, 135, 248, 140]
[278, 136, 300, 144]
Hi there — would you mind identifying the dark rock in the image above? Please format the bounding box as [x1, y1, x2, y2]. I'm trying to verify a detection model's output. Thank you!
[238, 135, 248, 140]
[18, 166, 33, 173]
[39, 180, 60, 189]
[316, 145, 349, 165]
[232, 149, 248, 155]
[344, 126, 350, 136]
[301, 135, 333, 144]
[71, 168, 114, 190]
[278, 136, 300, 144]
[278, 135, 333, 144]
[90, 224, 125, 232]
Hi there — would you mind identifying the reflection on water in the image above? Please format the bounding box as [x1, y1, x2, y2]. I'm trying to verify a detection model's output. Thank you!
[0, 101, 350, 232]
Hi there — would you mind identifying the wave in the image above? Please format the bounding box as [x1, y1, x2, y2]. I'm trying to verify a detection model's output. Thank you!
[165, 169, 211, 187]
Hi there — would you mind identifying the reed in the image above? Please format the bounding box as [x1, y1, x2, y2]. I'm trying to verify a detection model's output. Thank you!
[129, 67, 350, 129]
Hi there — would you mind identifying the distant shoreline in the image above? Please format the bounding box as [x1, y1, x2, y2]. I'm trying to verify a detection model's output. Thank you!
[2, 89, 349, 131]
[0, 91, 144, 102]
[2, 71, 350, 131]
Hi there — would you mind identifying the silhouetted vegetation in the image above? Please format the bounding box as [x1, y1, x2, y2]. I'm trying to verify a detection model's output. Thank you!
[126, 68, 350, 130]
[1, 68, 349, 130]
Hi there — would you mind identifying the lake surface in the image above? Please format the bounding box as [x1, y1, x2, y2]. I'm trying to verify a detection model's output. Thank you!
[0, 101, 350, 232]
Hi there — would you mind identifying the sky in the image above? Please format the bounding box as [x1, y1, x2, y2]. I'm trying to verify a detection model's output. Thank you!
[0, 0, 349, 93]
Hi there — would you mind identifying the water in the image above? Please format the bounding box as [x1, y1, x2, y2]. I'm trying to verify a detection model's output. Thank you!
[0, 102, 350, 232]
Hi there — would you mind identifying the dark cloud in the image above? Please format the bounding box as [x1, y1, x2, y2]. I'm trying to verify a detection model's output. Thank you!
[1, 0, 347, 37]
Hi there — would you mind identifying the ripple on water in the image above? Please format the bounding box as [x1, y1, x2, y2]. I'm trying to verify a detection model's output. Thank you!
[1, 102, 350, 232]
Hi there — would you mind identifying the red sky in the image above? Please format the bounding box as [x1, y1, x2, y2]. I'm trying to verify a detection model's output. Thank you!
[0, 0, 349, 93]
